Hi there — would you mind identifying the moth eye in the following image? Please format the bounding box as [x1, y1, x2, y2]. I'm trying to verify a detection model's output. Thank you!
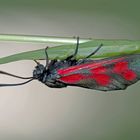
[37, 70, 41, 74]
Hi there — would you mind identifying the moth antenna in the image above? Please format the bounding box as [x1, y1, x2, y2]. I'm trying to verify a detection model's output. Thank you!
[0, 70, 33, 79]
[0, 78, 34, 87]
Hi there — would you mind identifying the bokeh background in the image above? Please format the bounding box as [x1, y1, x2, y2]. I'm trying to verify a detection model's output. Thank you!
[0, 0, 140, 140]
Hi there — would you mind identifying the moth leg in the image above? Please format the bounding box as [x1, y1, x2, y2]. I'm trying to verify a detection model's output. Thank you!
[48, 59, 57, 67]
[86, 43, 103, 58]
[65, 37, 79, 60]
[77, 43, 103, 64]
[34, 60, 40, 65]
[34, 46, 49, 68]
[45, 46, 49, 68]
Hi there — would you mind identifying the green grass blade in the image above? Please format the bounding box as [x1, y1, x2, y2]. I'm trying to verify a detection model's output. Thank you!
[0, 39, 140, 64]
[0, 34, 90, 44]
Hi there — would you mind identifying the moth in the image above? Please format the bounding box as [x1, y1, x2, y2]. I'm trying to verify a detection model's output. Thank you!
[0, 37, 140, 91]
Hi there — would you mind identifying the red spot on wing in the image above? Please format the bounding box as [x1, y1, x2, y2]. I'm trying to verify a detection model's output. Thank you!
[90, 66, 107, 73]
[90, 74, 110, 86]
[59, 74, 86, 84]
[113, 61, 128, 73]
[60, 73, 110, 86]
[58, 62, 102, 75]
[58, 57, 124, 75]
[90, 65, 110, 86]
[122, 70, 136, 81]
[113, 61, 136, 81]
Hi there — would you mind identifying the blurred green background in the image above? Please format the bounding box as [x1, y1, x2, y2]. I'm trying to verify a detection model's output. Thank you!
[0, 0, 140, 140]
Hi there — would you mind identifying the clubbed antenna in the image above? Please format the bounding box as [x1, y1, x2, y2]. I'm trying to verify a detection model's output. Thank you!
[0, 78, 34, 87]
[0, 70, 34, 87]
[0, 70, 33, 79]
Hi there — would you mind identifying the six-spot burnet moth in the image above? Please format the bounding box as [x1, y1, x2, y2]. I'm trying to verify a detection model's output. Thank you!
[0, 37, 140, 91]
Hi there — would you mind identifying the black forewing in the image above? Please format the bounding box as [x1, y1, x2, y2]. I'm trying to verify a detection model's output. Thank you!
[57, 54, 140, 91]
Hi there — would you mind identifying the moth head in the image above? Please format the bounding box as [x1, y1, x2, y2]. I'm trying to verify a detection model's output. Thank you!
[33, 64, 46, 79]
